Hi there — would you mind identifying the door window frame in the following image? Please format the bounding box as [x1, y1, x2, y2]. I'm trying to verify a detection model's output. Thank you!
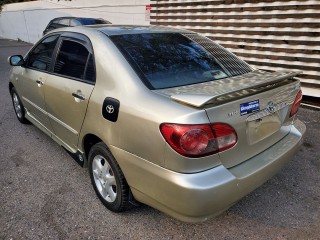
[51, 32, 96, 85]
[24, 34, 61, 73]
[23, 32, 96, 85]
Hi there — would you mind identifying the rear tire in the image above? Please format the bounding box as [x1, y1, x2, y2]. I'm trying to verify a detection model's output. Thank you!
[88, 142, 129, 212]
[10, 87, 29, 124]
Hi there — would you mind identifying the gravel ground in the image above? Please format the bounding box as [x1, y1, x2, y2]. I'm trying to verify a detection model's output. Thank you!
[0, 38, 319, 240]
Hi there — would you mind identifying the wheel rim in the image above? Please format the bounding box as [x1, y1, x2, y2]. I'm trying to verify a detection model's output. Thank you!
[92, 155, 117, 203]
[12, 93, 22, 119]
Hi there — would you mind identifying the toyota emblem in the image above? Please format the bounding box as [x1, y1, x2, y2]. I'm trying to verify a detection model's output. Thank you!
[106, 105, 114, 114]
[266, 101, 275, 113]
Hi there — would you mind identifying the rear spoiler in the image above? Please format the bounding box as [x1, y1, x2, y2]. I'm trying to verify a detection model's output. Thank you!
[157, 70, 302, 108]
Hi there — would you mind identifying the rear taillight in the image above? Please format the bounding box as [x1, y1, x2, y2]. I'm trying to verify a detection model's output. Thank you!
[290, 89, 302, 117]
[160, 123, 237, 158]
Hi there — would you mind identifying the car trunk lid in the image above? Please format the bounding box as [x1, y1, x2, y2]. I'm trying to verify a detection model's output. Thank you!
[154, 70, 301, 168]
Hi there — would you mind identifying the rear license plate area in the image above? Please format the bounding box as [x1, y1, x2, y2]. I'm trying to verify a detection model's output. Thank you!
[246, 112, 281, 145]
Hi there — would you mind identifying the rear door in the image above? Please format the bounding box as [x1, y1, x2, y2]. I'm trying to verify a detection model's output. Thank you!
[44, 33, 95, 151]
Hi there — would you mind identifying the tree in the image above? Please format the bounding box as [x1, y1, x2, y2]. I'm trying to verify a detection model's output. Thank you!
[0, 0, 35, 12]
[0, 0, 71, 12]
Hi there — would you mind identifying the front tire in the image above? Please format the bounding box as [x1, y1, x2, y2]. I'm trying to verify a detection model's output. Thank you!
[10, 87, 29, 124]
[88, 142, 129, 212]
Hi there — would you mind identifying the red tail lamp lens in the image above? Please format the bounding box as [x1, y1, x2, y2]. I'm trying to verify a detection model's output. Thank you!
[160, 123, 237, 158]
[290, 90, 302, 117]
[180, 129, 209, 154]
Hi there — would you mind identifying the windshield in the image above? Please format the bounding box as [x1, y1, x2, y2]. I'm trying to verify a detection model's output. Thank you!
[110, 33, 253, 89]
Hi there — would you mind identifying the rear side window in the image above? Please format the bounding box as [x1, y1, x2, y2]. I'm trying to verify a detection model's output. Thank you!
[54, 39, 95, 82]
[110, 33, 253, 89]
[84, 55, 95, 82]
[26, 35, 59, 71]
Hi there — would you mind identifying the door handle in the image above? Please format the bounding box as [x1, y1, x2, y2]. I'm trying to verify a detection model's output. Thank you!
[36, 80, 44, 86]
[72, 92, 86, 101]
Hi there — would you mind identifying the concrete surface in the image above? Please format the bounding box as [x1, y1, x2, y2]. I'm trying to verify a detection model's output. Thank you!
[0, 39, 320, 239]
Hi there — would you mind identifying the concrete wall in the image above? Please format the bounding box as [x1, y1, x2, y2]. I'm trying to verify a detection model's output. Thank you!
[0, 0, 151, 43]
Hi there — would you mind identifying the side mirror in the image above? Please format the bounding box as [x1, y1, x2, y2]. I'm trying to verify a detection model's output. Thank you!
[8, 55, 25, 66]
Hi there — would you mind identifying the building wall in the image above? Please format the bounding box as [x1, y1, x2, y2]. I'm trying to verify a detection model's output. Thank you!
[0, 0, 150, 43]
[150, 0, 320, 97]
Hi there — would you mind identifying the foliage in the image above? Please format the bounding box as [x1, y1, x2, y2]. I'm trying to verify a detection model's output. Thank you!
[0, 0, 72, 12]
[0, 0, 72, 11]
[0, 0, 35, 12]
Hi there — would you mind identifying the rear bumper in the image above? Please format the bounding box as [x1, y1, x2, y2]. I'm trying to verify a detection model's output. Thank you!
[111, 119, 306, 223]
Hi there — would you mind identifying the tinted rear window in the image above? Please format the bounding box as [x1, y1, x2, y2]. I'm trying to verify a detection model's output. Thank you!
[110, 33, 253, 89]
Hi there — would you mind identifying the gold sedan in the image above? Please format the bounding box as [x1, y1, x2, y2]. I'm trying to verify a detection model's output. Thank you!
[8, 25, 306, 222]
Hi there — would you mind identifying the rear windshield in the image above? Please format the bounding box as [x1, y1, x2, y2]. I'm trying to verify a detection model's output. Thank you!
[110, 33, 253, 89]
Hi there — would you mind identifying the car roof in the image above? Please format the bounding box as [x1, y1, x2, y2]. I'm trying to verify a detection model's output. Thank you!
[85, 25, 194, 36]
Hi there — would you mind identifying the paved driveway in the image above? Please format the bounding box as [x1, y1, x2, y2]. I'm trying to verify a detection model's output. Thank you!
[0, 38, 319, 239]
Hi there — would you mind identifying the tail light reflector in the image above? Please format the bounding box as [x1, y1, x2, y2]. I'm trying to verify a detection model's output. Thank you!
[290, 89, 302, 117]
[160, 123, 237, 158]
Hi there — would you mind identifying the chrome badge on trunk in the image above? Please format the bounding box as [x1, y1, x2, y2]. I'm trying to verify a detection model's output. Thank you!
[246, 101, 288, 122]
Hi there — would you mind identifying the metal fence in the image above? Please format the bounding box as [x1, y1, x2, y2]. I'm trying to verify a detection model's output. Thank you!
[150, 0, 320, 97]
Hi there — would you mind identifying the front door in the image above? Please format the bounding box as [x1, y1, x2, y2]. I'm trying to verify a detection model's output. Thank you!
[20, 35, 60, 133]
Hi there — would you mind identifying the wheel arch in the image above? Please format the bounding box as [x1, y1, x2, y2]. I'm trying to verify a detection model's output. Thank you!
[82, 133, 138, 205]
[9, 82, 14, 93]
[82, 133, 103, 160]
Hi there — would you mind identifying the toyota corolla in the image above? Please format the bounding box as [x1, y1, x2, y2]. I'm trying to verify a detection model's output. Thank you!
[8, 25, 306, 222]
